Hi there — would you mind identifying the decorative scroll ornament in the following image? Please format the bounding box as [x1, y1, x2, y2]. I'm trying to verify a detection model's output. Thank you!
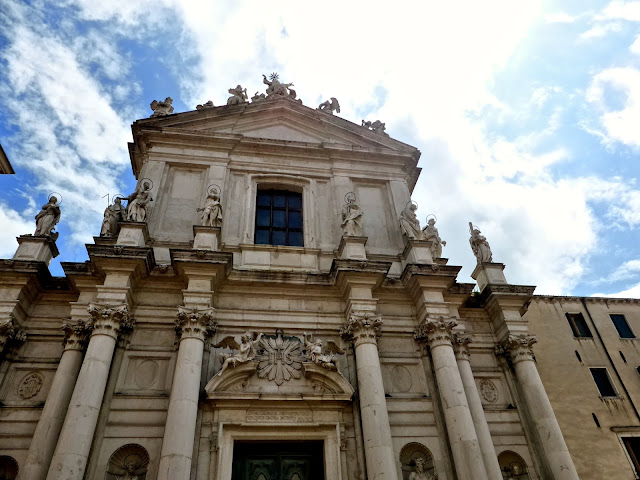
[452, 333, 472, 360]
[256, 331, 305, 385]
[414, 315, 458, 348]
[0, 315, 26, 355]
[497, 334, 537, 364]
[175, 307, 216, 341]
[61, 320, 92, 351]
[87, 303, 134, 339]
[341, 312, 383, 345]
[18, 371, 44, 399]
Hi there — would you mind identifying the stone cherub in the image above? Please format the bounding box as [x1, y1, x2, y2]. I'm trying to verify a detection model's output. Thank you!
[124, 181, 153, 222]
[34, 196, 61, 240]
[341, 193, 363, 236]
[227, 85, 248, 105]
[400, 202, 426, 240]
[318, 97, 340, 114]
[409, 458, 437, 480]
[362, 119, 388, 135]
[197, 189, 223, 227]
[303, 333, 344, 372]
[150, 97, 174, 117]
[422, 217, 446, 258]
[469, 222, 493, 264]
[214, 332, 264, 376]
[100, 197, 126, 236]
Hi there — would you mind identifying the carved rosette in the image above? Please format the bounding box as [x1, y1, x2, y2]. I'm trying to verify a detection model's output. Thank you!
[340, 312, 383, 346]
[452, 334, 472, 360]
[497, 334, 537, 364]
[61, 320, 92, 351]
[87, 303, 134, 340]
[0, 315, 26, 355]
[175, 307, 217, 341]
[414, 316, 458, 349]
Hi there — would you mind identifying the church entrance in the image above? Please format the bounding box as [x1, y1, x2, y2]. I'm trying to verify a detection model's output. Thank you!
[231, 441, 325, 480]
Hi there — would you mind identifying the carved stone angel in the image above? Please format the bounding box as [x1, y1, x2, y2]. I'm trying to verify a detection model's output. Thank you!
[303, 333, 344, 372]
[150, 97, 174, 117]
[214, 332, 264, 376]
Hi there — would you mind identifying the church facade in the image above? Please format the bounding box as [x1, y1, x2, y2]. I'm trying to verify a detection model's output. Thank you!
[0, 75, 637, 480]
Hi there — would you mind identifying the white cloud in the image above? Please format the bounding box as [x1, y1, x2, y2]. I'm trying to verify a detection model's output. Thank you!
[599, 0, 640, 22]
[580, 22, 622, 40]
[596, 282, 640, 298]
[631, 35, 640, 54]
[546, 12, 576, 23]
[0, 204, 34, 258]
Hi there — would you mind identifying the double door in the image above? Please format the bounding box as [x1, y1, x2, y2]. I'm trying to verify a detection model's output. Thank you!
[231, 441, 324, 480]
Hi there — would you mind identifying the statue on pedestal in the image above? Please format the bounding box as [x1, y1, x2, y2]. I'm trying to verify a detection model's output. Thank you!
[469, 222, 493, 264]
[149, 97, 174, 117]
[318, 97, 340, 114]
[124, 180, 153, 222]
[100, 197, 126, 236]
[400, 201, 426, 240]
[341, 192, 363, 236]
[198, 186, 223, 227]
[423, 217, 446, 258]
[227, 85, 248, 105]
[34, 195, 61, 240]
[262, 72, 299, 101]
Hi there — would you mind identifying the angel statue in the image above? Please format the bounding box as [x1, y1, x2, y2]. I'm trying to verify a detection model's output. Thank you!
[341, 193, 363, 236]
[422, 217, 446, 258]
[214, 332, 264, 376]
[150, 97, 174, 117]
[318, 97, 340, 115]
[227, 85, 248, 105]
[34, 196, 61, 240]
[469, 222, 493, 264]
[124, 181, 153, 222]
[409, 458, 437, 480]
[197, 190, 223, 227]
[303, 333, 344, 372]
[399, 202, 426, 240]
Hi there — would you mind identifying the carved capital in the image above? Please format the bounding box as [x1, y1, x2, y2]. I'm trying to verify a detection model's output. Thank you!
[176, 307, 217, 341]
[452, 334, 472, 360]
[61, 320, 92, 351]
[87, 303, 134, 340]
[414, 315, 458, 348]
[340, 312, 383, 346]
[0, 315, 26, 356]
[497, 334, 537, 364]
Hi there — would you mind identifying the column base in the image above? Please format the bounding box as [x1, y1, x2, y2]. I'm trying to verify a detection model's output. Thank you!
[193, 225, 221, 251]
[116, 222, 149, 247]
[13, 235, 59, 265]
[471, 262, 507, 291]
[402, 239, 433, 265]
[338, 235, 367, 260]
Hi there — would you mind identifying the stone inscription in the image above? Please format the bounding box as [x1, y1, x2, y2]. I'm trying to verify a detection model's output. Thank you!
[246, 410, 313, 423]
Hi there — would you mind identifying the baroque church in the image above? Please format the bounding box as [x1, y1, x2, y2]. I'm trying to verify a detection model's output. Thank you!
[1, 73, 640, 480]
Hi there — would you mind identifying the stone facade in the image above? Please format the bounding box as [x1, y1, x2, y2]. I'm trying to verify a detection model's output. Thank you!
[0, 92, 631, 479]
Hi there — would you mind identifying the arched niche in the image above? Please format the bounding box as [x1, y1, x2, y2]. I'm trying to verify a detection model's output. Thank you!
[498, 450, 530, 479]
[399, 442, 436, 480]
[105, 444, 150, 480]
[0, 456, 19, 480]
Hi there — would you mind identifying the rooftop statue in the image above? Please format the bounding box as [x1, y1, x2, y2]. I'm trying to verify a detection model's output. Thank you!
[227, 85, 248, 105]
[251, 91, 266, 103]
[196, 100, 214, 110]
[100, 197, 126, 237]
[262, 72, 300, 102]
[423, 216, 446, 258]
[34, 195, 61, 240]
[362, 119, 388, 135]
[149, 97, 174, 117]
[124, 180, 153, 223]
[341, 192, 363, 237]
[318, 97, 340, 115]
[469, 222, 493, 264]
[400, 201, 426, 240]
[198, 186, 223, 227]
[214, 332, 264, 376]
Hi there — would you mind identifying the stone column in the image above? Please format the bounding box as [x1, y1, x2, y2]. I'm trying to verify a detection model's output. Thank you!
[415, 317, 488, 480]
[19, 322, 91, 480]
[453, 335, 503, 480]
[341, 312, 398, 480]
[46, 304, 134, 480]
[156, 307, 216, 480]
[501, 335, 579, 480]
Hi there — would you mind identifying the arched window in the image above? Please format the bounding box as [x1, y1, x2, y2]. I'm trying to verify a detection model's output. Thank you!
[0, 456, 19, 480]
[399, 442, 436, 480]
[105, 444, 149, 480]
[498, 450, 529, 479]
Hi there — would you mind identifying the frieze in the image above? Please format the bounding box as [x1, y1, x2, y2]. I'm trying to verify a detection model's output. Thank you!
[246, 410, 313, 424]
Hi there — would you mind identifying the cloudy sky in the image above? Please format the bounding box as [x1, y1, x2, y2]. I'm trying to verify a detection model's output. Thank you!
[0, 0, 639, 296]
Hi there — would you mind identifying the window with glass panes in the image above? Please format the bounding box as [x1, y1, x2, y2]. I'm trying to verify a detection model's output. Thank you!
[610, 314, 635, 339]
[255, 189, 303, 247]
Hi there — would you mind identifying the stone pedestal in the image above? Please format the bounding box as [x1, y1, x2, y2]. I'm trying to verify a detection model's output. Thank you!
[21, 322, 90, 480]
[13, 235, 59, 265]
[193, 225, 221, 251]
[116, 222, 149, 247]
[337, 235, 367, 260]
[471, 262, 507, 291]
[402, 239, 433, 264]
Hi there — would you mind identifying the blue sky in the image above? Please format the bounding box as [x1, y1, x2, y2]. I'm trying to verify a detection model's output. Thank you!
[1, 0, 639, 296]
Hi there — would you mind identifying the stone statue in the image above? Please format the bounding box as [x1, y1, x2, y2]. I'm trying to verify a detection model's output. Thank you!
[504, 462, 527, 479]
[214, 332, 264, 376]
[400, 202, 426, 240]
[251, 91, 266, 103]
[262, 72, 299, 101]
[197, 190, 223, 227]
[362, 119, 388, 135]
[303, 333, 344, 371]
[100, 197, 126, 236]
[423, 217, 446, 258]
[318, 97, 340, 114]
[196, 100, 214, 110]
[341, 194, 363, 236]
[114, 464, 139, 480]
[34, 196, 61, 239]
[124, 181, 153, 222]
[469, 222, 493, 264]
[227, 85, 248, 105]
[149, 97, 174, 117]
[409, 458, 436, 480]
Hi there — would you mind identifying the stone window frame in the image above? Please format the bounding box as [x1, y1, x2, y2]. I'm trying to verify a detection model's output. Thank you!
[565, 312, 593, 338]
[610, 313, 637, 339]
[589, 366, 619, 398]
[243, 174, 317, 249]
[616, 432, 640, 478]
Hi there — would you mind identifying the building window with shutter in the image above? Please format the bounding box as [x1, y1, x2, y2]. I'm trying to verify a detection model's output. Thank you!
[589, 367, 618, 397]
[255, 189, 303, 247]
[566, 312, 593, 338]
[610, 314, 636, 339]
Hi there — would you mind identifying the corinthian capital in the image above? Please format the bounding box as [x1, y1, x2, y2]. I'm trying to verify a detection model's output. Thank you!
[61, 320, 93, 351]
[497, 334, 537, 364]
[340, 312, 383, 346]
[176, 306, 217, 341]
[87, 303, 134, 339]
[414, 315, 458, 348]
[0, 315, 26, 355]
[452, 334, 472, 360]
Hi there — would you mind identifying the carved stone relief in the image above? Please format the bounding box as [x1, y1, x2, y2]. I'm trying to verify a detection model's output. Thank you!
[256, 331, 305, 385]
[479, 379, 498, 403]
[400, 442, 437, 480]
[17, 371, 44, 399]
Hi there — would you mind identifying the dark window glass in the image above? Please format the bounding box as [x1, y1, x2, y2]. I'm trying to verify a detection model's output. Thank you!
[611, 314, 635, 339]
[590, 368, 617, 397]
[623, 437, 640, 475]
[254, 189, 303, 247]
[566, 313, 592, 338]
